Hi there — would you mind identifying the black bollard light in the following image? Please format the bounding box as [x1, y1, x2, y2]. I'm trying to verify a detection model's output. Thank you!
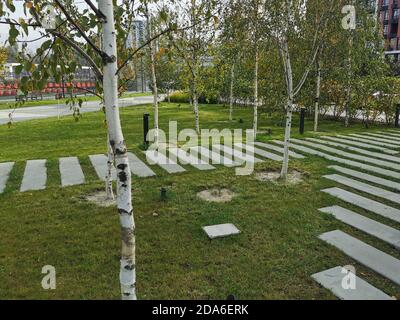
[395, 105, 400, 128]
[299, 108, 306, 134]
[160, 187, 167, 201]
[143, 113, 150, 145]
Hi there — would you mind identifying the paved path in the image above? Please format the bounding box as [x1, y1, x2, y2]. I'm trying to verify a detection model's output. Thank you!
[0, 95, 158, 125]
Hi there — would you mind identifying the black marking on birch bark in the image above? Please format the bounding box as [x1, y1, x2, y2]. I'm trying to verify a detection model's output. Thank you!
[119, 208, 133, 216]
[118, 171, 128, 183]
[124, 263, 135, 271]
[115, 147, 127, 155]
[117, 163, 128, 170]
[121, 227, 134, 244]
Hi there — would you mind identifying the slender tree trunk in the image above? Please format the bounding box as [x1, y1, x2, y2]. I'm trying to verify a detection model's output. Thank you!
[193, 82, 200, 134]
[100, 0, 136, 300]
[280, 40, 294, 180]
[146, 10, 159, 147]
[345, 34, 353, 128]
[253, 46, 259, 139]
[229, 63, 235, 121]
[106, 134, 115, 200]
[314, 61, 321, 132]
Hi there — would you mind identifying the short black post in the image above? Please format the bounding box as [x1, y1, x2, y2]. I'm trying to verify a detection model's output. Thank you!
[299, 108, 306, 134]
[395, 105, 400, 128]
[143, 113, 150, 145]
[160, 187, 167, 201]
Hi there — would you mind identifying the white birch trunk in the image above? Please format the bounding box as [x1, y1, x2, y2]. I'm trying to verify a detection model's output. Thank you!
[146, 12, 159, 147]
[280, 40, 294, 180]
[313, 61, 321, 132]
[106, 134, 115, 200]
[253, 47, 259, 139]
[193, 83, 200, 134]
[229, 63, 235, 121]
[99, 0, 136, 300]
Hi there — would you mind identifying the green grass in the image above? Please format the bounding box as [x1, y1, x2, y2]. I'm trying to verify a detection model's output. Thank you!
[0, 92, 152, 110]
[0, 103, 399, 299]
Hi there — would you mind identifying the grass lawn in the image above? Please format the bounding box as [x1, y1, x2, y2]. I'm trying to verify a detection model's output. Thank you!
[0, 92, 152, 110]
[0, 102, 399, 299]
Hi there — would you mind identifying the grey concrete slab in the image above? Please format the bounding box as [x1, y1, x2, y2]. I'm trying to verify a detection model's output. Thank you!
[319, 206, 400, 250]
[273, 141, 400, 179]
[324, 174, 400, 205]
[254, 141, 305, 159]
[59, 157, 85, 187]
[20, 159, 47, 192]
[144, 150, 186, 174]
[321, 187, 400, 223]
[0, 162, 14, 194]
[377, 131, 400, 138]
[213, 144, 263, 163]
[329, 166, 400, 192]
[312, 266, 394, 300]
[169, 148, 215, 171]
[190, 146, 239, 167]
[388, 130, 400, 134]
[336, 135, 399, 149]
[89, 154, 117, 181]
[361, 132, 400, 142]
[234, 143, 283, 161]
[306, 138, 400, 163]
[349, 134, 400, 146]
[202, 223, 241, 239]
[319, 230, 400, 286]
[321, 136, 399, 155]
[291, 139, 400, 170]
[127, 152, 156, 178]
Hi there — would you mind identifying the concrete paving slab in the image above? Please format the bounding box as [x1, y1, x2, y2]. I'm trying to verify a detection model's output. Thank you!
[328, 166, 400, 192]
[291, 139, 400, 170]
[319, 206, 400, 250]
[89, 154, 117, 181]
[272, 141, 400, 179]
[213, 144, 263, 163]
[349, 134, 400, 146]
[0, 162, 14, 194]
[145, 150, 186, 174]
[202, 223, 241, 239]
[319, 230, 400, 286]
[321, 136, 399, 155]
[306, 138, 400, 163]
[190, 146, 239, 167]
[127, 152, 156, 178]
[321, 187, 400, 223]
[377, 131, 400, 138]
[312, 266, 394, 300]
[254, 141, 305, 159]
[169, 148, 215, 171]
[336, 135, 399, 149]
[324, 174, 400, 205]
[20, 159, 47, 192]
[361, 132, 400, 142]
[59, 157, 85, 187]
[234, 143, 283, 161]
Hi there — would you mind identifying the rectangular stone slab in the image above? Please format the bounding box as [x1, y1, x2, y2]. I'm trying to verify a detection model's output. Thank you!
[349, 134, 400, 146]
[144, 150, 186, 174]
[319, 230, 400, 286]
[306, 138, 400, 163]
[321, 187, 400, 223]
[361, 132, 400, 143]
[202, 223, 241, 240]
[273, 141, 400, 179]
[190, 146, 239, 167]
[89, 154, 116, 181]
[20, 159, 47, 192]
[377, 131, 400, 138]
[127, 152, 156, 178]
[234, 143, 283, 161]
[254, 141, 305, 159]
[321, 136, 399, 155]
[59, 157, 85, 187]
[291, 139, 400, 170]
[336, 135, 398, 149]
[324, 174, 400, 205]
[312, 266, 394, 300]
[169, 148, 215, 171]
[212, 144, 263, 164]
[328, 166, 400, 192]
[319, 206, 400, 250]
[0, 162, 14, 194]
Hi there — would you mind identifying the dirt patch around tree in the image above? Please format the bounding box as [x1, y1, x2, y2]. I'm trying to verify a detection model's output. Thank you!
[255, 170, 304, 185]
[197, 188, 237, 203]
[85, 191, 116, 207]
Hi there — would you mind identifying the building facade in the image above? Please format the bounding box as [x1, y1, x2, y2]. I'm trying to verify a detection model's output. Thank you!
[379, 0, 400, 58]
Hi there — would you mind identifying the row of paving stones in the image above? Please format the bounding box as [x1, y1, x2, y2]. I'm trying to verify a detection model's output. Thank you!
[282, 130, 400, 300]
[0, 143, 305, 194]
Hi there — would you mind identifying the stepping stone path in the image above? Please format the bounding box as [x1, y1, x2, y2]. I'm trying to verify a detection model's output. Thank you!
[169, 148, 215, 171]
[0, 162, 14, 194]
[360, 132, 400, 142]
[127, 152, 156, 178]
[312, 266, 394, 300]
[321, 136, 399, 155]
[202, 223, 241, 239]
[190, 146, 239, 167]
[349, 133, 400, 146]
[213, 144, 263, 163]
[20, 160, 47, 192]
[145, 150, 186, 174]
[336, 134, 399, 148]
[59, 157, 85, 187]
[319, 230, 400, 286]
[89, 154, 117, 181]
[254, 141, 305, 159]
[234, 143, 283, 161]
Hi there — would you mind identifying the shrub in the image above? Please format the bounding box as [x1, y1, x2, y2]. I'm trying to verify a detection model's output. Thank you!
[168, 91, 219, 104]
